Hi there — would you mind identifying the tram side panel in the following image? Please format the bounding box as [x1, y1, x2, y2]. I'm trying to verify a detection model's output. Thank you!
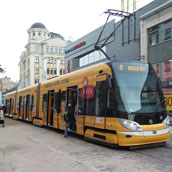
[4, 92, 16, 118]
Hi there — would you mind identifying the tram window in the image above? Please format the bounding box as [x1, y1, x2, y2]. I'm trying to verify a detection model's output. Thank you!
[29, 95, 33, 111]
[55, 91, 61, 113]
[78, 87, 95, 115]
[60, 91, 66, 111]
[86, 89, 95, 116]
[22, 96, 25, 114]
[95, 81, 107, 116]
[78, 88, 85, 115]
[24, 96, 27, 110]
[42, 94, 47, 112]
[17, 97, 21, 110]
[61, 91, 66, 104]
[29, 96, 32, 110]
[5, 100, 8, 107]
[11, 99, 14, 111]
[106, 88, 115, 117]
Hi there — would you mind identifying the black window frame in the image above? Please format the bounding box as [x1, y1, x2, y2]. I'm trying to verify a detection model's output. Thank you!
[42, 94, 48, 112]
[165, 28, 171, 40]
[55, 90, 61, 113]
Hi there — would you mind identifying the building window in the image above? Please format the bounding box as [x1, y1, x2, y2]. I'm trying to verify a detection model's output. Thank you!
[54, 69, 57, 75]
[35, 56, 39, 63]
[47, 68, 49, 74]
[59, 47, 62, 54]
[33, 32, 35, 36]
[165, 28, 171, 40]
[46, 46, 49, 52]
[88, 53, 94, 64]
[60, 69, 64, 75]
[35, 68, 39, 75]
[62, 48, 65, 54]
[50, 57, 53, 64]
[79, 47, 106, 67]
[149, 32, 159, 46]
[35, 45, 39, 52]
[51, 69, 53, 74]
[55, 47, 58, 53]
[51, 46, 53, 53]
[38, 32, 41, 36]
[35, 78, 39, 84]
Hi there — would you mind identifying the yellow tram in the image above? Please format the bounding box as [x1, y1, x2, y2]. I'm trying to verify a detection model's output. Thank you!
[4, 60, 170, 147]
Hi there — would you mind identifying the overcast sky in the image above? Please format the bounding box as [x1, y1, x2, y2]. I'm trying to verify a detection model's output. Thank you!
[0, 0, 153, 82]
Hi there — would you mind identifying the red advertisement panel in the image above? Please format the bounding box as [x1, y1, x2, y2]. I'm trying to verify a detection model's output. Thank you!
[162, 61, 172, 81]
[81, 85, 94, 98]
[81, 76, 94, 98]
[153, 63, 160, 77]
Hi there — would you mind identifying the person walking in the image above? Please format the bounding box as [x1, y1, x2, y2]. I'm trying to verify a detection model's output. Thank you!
[64, 103, 75, 137]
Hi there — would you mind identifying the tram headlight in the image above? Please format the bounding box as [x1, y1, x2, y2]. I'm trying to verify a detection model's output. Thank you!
[163, 116, 170, 128]
[118, 118, 142, 131]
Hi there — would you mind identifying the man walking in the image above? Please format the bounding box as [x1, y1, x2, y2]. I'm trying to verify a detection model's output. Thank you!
[64, 103, 75, 137]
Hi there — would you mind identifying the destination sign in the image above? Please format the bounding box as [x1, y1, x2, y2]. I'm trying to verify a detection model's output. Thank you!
[45, 78, 69, 88]
[119, 64, 146, 72]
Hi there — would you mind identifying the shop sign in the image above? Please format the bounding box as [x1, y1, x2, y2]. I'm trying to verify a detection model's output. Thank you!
[162, 88, 172, 111]
[162, 61, 172, 81]
[65, 41, 86, 54]
[152, 63, 160, 77]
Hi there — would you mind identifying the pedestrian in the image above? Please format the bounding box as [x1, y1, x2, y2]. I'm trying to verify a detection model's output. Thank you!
[0, 106, 5, 127]
[64, 103, 75, 137]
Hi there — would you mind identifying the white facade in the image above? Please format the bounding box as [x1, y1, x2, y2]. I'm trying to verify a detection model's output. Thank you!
[19, 23, 66, 89]
[140, 0, 172, 61]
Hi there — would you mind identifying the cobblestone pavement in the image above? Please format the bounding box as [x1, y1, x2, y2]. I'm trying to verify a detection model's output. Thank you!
[0, 118, 172, 172]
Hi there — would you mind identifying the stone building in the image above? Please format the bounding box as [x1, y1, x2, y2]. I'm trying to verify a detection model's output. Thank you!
[19, 22, 66, 88]
[0, 76, 16, 91]
[0, 76, 17, 104]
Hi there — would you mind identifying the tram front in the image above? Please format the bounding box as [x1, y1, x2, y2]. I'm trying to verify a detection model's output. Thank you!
[111, 61, 170, 146]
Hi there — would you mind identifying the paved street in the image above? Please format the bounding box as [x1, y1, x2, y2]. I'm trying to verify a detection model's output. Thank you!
[1, 118, 172, 172]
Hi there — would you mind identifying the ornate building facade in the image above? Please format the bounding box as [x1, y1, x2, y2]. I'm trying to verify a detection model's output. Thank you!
[19, 23, 66, 88]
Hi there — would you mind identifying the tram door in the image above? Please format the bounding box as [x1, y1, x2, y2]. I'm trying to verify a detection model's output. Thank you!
[94, 74, 107, 129]
[66, 86, 78, 132]
[47, 90, 54, 126]
[25, 95, 30, 120]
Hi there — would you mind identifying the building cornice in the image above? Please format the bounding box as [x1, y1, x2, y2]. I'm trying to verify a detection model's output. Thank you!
[141, 0, 172, 20]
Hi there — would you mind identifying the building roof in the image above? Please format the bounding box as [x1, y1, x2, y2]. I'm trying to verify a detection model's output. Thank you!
[48, 32, 64, 40]
[30, 22, 46, 29]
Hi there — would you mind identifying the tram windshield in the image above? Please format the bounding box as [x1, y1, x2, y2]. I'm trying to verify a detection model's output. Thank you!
[112, 62, 166, 114]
